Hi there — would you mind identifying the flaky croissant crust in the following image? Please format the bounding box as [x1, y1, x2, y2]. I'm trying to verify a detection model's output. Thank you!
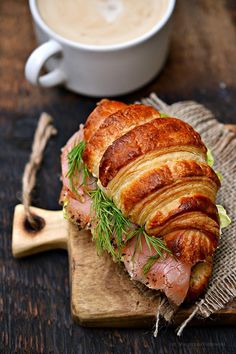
[83, 100, 221, 301]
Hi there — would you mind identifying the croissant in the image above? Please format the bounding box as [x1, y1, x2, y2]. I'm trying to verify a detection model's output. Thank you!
[60, 99, 222, 306]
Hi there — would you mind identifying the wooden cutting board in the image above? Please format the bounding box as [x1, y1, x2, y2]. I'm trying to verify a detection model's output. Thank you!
[12, 204, 236, 328]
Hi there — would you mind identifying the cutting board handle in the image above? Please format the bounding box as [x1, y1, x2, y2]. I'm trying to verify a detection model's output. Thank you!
[12, 204, 68, 258]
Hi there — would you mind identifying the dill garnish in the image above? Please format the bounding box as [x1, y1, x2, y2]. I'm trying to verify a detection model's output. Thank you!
[126, 226, 171, 256]
[89, 188, 171, 264]
[143, 255, 160, 275]
[66, 141, 90, 194]
[125, 226, 172, 274]
[89, 187, 172, 268]
[142, 231, 173, 275]
[143, 228, 171, 257]
[143, 228, 172, 274]
[89, 188, 130, 261]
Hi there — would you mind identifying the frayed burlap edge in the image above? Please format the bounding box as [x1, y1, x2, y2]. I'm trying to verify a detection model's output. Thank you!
[140, 93, 236, 335]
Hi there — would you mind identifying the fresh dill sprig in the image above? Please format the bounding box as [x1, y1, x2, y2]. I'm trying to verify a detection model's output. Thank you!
[126, 226, 171, 257]
[125, 226, 172, 274]
[131, 232, 142, 262]
[89, 188, 130, 261]
[143, 228, 171, 257]
[89, 188, 172, 268]
[143, 228, 172, 274]
[66, 141, 89, 194]
[142, 254, 160, 275]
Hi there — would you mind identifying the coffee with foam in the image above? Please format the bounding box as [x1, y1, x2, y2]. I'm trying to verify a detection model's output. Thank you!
[37, 0, 169, 46]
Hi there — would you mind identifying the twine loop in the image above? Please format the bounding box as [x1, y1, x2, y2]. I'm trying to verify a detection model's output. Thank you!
[22, 113, 57, 229]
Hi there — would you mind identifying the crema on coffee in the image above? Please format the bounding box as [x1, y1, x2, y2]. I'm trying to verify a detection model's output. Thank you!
[37, 0, 169, 45]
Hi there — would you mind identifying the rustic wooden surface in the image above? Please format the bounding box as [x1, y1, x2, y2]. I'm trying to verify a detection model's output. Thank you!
[12, 205, 236, 328]
[1, 0, 236, 353]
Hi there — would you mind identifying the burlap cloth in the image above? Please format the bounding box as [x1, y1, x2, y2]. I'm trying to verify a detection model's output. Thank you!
[140, 93, 236, 334]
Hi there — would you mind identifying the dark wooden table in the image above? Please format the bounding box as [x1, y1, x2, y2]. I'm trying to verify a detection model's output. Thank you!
[0, 0, 236, 353]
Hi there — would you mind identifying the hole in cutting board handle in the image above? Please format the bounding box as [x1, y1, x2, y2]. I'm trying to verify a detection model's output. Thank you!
[24, 214, 45, 234]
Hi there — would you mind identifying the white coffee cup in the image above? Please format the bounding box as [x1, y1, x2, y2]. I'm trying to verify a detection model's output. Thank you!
[25, 0, 175, 97]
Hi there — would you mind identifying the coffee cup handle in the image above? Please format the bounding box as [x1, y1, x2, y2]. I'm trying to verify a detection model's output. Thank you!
[25, 40, 66, 87]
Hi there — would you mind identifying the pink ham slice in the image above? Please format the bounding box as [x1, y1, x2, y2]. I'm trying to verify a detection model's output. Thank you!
[60, 186, 92, 227]
[61, 125, 85, 193]
[60, 125, 95, 228]
[123, 235, 191, 305]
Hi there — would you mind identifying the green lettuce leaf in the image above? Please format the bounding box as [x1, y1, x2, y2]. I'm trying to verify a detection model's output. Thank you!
[206, 150, 230, 231]
[160, 112, 168, 118]
[62, 199, 69, 220]
[217, 204, 231, 229]
[215, 171, 223, 182]
[207, 148, 223, 181]
[207, 148, 214, 167]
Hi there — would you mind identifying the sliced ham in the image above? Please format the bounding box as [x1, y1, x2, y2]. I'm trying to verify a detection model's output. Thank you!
[61, 125, 85, 193]
[123, 235, 191, 305]
[60, 125, 95, 228]
[60, 186, 92, 228]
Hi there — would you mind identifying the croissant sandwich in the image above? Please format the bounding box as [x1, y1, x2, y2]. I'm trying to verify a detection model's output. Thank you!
[60, 100, 231, 306]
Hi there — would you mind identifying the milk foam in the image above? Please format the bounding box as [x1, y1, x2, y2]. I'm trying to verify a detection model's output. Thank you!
[96, 0, 123, 23]
[37, 0, 168, 45]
